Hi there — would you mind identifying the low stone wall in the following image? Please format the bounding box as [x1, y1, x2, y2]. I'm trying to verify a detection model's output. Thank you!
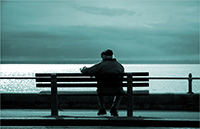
[1, 93, 199, 111]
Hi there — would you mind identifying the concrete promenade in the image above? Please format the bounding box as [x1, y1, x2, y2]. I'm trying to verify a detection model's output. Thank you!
[1, 109, 199, 128]
[1, 93, 199, 128]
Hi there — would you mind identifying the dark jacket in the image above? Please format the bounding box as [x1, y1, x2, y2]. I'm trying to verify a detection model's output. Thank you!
[81, 58, 125, 95]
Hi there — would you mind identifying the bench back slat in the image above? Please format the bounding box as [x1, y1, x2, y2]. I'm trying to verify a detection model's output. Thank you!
[36, 72, 149, 88]
[36, 78, 149, 82]
[36, 83, 149, 87]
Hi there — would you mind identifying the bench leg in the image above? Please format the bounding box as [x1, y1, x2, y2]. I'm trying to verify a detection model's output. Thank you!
[127, 73, 133, 117]
[51, 89, 58, 116]
[127, 94, 133, 117]
[51, 74, 58, 116]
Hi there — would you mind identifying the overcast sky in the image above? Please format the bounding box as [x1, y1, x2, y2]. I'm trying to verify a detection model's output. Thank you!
[1, 0, 199, 64]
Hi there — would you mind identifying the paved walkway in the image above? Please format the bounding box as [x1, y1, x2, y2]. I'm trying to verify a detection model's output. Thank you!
[1, 126, 198, 129]
[1, 109, 200, 128]
[1, 109, 199, 119]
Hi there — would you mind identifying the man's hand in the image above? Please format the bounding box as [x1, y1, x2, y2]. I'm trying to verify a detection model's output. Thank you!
[80, 66, 87, 73]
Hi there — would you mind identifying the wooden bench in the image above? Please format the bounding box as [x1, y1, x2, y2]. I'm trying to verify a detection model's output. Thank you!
[36, 72, 149, 117]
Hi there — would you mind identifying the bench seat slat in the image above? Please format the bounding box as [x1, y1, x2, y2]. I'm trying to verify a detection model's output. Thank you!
[39, 90, 149, 96]
[36, 83, 149, 87]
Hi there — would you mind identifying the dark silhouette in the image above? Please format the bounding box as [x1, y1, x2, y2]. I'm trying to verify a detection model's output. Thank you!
[80, 49, 125, 116]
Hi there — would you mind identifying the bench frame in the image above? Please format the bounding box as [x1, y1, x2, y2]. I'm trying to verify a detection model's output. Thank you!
[36, 72, 149, 117]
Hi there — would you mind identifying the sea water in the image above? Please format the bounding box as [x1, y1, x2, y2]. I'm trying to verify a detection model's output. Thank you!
[0, 64, 199, 94]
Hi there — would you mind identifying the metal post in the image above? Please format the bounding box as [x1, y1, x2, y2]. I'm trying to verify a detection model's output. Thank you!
[187, 73, 194, 95]
[127, 73, 133, 117]
[51, 73, 58, 116]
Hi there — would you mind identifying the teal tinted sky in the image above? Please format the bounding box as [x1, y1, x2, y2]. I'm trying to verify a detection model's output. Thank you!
[1, 0, 199, 64]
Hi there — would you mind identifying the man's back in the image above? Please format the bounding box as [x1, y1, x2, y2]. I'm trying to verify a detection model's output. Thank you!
[81, 58, 124, 95]
[95, 58, 124, 74]
[81, 58, 124, 74]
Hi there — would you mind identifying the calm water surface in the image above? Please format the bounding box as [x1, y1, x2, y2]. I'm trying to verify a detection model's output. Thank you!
[0, 64, 199, 93]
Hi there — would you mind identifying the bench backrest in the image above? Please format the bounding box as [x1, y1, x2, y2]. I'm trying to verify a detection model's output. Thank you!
[36, 72, 149, 88]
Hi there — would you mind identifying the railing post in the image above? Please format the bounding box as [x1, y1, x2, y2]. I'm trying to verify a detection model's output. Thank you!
[127, 73, 133, 117]
[51, 73, 58, 116]
[187, 73, 194, 95]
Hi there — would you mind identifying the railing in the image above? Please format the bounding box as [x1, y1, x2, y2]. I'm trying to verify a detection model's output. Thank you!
[0, 73, 200, 94]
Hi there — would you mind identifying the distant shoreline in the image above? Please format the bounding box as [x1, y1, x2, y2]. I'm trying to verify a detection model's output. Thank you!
[1, 60, 199, 64]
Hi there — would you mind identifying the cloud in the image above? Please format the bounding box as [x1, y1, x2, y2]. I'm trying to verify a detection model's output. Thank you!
[75, 6, 137, 16]
[1, 1, 199, 64]
[2, 24, 198, 62]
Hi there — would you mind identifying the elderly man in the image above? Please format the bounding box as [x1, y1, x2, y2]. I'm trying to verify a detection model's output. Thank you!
[80, 49, 125, 116]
